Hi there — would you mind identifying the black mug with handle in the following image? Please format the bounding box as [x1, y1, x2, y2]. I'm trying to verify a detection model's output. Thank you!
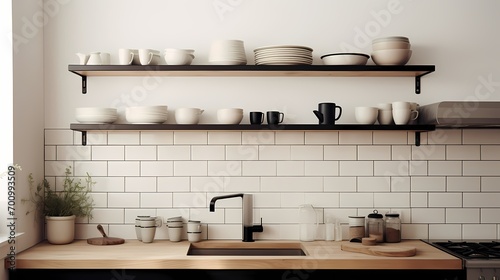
[266, 111, 284, 125]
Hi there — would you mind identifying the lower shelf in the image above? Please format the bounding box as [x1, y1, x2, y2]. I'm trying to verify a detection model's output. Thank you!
[69, 123, 435, 146]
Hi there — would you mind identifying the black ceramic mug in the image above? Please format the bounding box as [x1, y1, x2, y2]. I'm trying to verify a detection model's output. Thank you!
[250, 111, 264, 125]
[266, 111, 284, 125]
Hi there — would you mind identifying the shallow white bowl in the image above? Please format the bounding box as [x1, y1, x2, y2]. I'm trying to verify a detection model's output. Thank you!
[371, 49, 412, 66]
[321, 53, 369, 65]
[164, 52, 194, 65]
[217, 108, 243, 124]
[372, 36, 410, 44]
[175, 108, 204, 124]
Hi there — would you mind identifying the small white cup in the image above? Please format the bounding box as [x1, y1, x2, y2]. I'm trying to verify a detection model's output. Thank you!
[377, 103, 392, 111]
[378, 109, 393, 125]
[139, 216, 162, 227]
[392, 101, 411, 110]
[100, 52, 110, 65]
[187, 220, 201, 233]
[140, 226, 156, 243]
[118, 48, 134, 65]
[139, 49, 160, 65]
[135, 215, 152, 241]
[392, 109, 418, 125]
[168, 226, 183, 242]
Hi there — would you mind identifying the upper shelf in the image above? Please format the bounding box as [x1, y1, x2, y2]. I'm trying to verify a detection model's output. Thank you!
[68, 64, 435, 94]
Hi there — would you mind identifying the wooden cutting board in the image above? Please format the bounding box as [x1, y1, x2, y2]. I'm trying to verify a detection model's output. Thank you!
[341, 242, 416, 257]
[87, 224, 125, 245]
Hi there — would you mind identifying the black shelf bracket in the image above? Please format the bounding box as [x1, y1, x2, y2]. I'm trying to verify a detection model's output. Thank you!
[415, 132, 421, 146]
[81, 131, 87, 146]
[82, 76, 87, 94]
[415, 76, 421, 94]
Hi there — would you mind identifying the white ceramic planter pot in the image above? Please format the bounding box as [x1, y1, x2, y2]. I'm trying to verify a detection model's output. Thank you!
[45, 215, 76, 244]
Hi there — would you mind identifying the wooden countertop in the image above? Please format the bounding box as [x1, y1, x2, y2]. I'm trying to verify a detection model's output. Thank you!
[7, 239, 462, 270]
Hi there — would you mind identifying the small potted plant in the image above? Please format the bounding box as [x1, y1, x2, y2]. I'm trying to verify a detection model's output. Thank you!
[26, 166, 95, 244]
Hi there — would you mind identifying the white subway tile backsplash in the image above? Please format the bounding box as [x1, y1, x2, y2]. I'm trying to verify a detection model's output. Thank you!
[358, 177, 390, 192]
[261, 177, 323, 192]
[192, 145, 225, 160]
[339, 131, 372, 144]
[446, 208, 479, 223]
[125, 146, 157, 160]
[174, 131, 208, 144]
[140, 131, 173, 145]
[108, 161, 140, 176]
[259, 145, 290, 160]
[174, 161, 207, 176]
[108, 193, 140, 208]
[305, 131, 338, 144]
[125, 177, 156, 192]
[108, 131, 140, 145]
[464, 161, 500, 176]
[141, 193, 172, 208]
[428, 193, 462, 207]
[446, 145, 480, 160]
[45, 129, 73, 145]
[324, 177, 356, 192]
[358, 145, 391, 160]
[277, 161, 304, 176]
[305, 161, 338, 176]
[428, 161, 462, 176]
[324, 145, 356, 160]
[464, 193, 500, 207]
[226, 145, 258, 160]
[46, 128, 500, 241]
[291, 145, 323, 160]
[447, 177, 480, 192]
[411, 177, 446, 192]
[92, 146, 124, 160]
[340, 161, 373, 176]
[208, 131, 241, 144]
[275, 131, 304, 144]
[373, 131, 408, 144]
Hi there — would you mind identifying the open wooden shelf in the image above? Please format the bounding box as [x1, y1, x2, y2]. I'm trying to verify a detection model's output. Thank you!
[68, 64, 435, 94]
[70, 123, 436, 146]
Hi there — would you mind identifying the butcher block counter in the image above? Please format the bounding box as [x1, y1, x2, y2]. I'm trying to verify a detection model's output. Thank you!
[7, 239, 461, 270]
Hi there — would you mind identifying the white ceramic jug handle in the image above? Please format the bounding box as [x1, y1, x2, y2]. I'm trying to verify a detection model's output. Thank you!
[147, 52, 154, 65]
[128, 53, 134, 64]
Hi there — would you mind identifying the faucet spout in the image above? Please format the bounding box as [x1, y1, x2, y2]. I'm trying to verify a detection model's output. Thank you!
[209, 193, 263, 242]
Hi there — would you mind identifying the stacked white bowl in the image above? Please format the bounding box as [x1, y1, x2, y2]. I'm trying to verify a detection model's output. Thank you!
[75, 107, 117, 124]
[217, 108, 243, 124]
[371, 36, 412, 65]
[125, 106, 168, 124]
[208, 39, 247, 65]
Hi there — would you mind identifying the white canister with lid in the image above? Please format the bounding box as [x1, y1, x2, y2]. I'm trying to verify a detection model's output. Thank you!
[348, 216, 365, 240]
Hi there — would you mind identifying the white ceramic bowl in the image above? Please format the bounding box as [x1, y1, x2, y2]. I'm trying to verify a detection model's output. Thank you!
[164, 49, 194, 65]
[321, 53, 369, 65]
[175, 108, 204, 124]
[75, 107, 118, 124]
[371, 49, 412, 66]
[355, 106, 379, 125]
[372, 41, 411, 51]
[372, 36, 410, 44]
[125, 106, 168, 124]
[217, 108, 243, 124]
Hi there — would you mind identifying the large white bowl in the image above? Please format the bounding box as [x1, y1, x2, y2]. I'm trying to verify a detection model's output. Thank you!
[217, 108, 243, 124]
[175, 108, 204, 124]
[321, 53, 369, 65]
[355, 106, 379, 125]
[371, 49, 412, 66]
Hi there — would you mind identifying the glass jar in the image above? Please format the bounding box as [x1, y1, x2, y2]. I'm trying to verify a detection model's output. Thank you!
[384, 213, 401, 243]
[366, 210, 384, 243]
[348, 216, 365, 241]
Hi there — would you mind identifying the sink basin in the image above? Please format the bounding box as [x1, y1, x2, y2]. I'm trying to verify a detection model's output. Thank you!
[187, 242, 306, 256]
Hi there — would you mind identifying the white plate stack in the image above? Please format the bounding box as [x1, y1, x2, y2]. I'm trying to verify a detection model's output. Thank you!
[209, 40, 247, 65]
[125, 106, 168, 124]
[75, 107, 118, 124]
[253, 45, 313, 65]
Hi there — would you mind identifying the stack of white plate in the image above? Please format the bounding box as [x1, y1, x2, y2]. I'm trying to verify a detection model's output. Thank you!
[254, 45, 313, 65]
[208, 39, 247, 65]
[75, 107, 118, 124]
[125, 106, 168, 124]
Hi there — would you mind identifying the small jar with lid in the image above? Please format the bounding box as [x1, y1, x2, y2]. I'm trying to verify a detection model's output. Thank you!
[384, 213, 401, 243]
[366, 210, 384, 243]
[348, 216, 365, 241]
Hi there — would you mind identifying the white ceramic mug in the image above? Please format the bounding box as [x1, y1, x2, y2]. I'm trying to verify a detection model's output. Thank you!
[100, 52, 110, 65]
[118, 49, 134, 65]
[140, 226, 156, 243]
[168, 226, 182, 242]
[187, 232, 201, 242]
[377, 109, 393, 125]
[139, 216, 162, 227]
[187, 220, 201, 233]
[392, 101, 411, 110]
[135, 215, 151, 241]
[392, 109, 418, 125]
[139, 49, 160, 65]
